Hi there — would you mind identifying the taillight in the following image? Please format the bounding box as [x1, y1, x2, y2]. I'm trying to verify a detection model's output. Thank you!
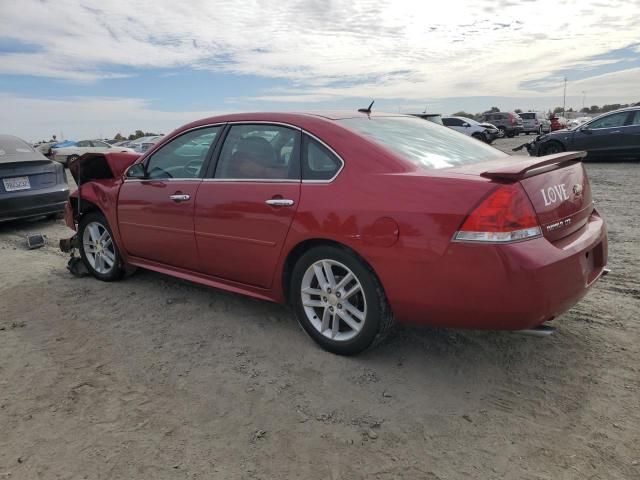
[510, 115, 516, 125]
[454, 184, 541, 243]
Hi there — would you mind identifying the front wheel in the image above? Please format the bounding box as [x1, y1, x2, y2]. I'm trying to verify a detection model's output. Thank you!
[291, 246, 393, 355]
[79, 212, 124, 281]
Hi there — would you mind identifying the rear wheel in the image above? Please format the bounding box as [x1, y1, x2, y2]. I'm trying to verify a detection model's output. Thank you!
[539, 141, 564, 156]
[291, 246, 393, 355]
[471, 132, 484, 142]
[79, 212, 124, 281]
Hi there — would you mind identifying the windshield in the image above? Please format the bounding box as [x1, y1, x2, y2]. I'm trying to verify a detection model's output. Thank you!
[338, 116, 506, 170]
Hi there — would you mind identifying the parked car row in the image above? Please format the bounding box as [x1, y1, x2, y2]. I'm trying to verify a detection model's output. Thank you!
[51, 140, 135, 166]
[516, 106, 640, 160]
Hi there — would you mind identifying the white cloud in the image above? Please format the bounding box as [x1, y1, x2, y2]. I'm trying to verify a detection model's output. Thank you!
[0, 0, 639, 100]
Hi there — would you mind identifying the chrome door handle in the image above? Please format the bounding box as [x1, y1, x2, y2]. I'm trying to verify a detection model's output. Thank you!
[169, 194, 191, 202]
[265, 198, 295, 207]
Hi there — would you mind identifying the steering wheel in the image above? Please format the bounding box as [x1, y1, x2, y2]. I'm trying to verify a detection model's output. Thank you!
[184, 159, 204, 177]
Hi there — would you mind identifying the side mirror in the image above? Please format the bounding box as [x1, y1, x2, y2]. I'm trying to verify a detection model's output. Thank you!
[126, 163, 147, 179]
[580, 126, 592, 134]
[463, 123, 470, 128]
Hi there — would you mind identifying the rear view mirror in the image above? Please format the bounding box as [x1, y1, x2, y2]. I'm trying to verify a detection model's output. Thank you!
[126, 163, 147, 179]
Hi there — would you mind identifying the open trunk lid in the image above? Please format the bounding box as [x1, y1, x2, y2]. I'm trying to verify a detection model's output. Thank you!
[455, 152, 593, 242]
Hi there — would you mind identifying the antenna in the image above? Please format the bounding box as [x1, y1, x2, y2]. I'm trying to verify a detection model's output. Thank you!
[358, 100, 374, 114]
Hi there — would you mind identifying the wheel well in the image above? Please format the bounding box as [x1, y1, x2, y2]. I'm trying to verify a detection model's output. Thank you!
[71, 198, 101, 220]
[281, 238, 384, 303]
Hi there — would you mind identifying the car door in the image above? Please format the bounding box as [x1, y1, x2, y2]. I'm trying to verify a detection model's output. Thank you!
[623, 110, 640, 157]
[194, 123, 301, 288]
[570, 111, 632, 156]
[117, 125, 223, 270]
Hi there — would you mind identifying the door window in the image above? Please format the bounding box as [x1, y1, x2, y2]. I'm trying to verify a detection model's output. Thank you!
[91, 140, 110, 148]
[146, 126, 221, 179]
[443, 118, 463, 127]
[588, 112, 630, 129]
[629, 110, 640, 126]
[214, 124, 300, 180]
[302, 135, 343, 181]
[77, 140, 91, 147]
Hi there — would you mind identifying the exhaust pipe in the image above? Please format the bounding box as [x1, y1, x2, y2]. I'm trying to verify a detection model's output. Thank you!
[517, 324, 556, 337]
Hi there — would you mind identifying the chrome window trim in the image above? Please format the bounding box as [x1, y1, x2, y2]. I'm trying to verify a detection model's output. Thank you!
[129, 120, 346, 184]
[123, 178, 202, 183]
[202, 178, 299, 183]
[300, 131, 345, 184]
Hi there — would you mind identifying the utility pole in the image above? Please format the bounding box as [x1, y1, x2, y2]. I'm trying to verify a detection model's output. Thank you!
[562, 77, 567, 117]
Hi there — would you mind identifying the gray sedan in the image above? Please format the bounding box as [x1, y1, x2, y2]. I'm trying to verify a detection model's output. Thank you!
[0, 134, 69, 222]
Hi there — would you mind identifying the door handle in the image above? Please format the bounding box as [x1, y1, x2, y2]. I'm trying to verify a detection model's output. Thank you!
[169, 194, 191, 202]
[611, 130, 621, 134]
[265, 198, 295, 207]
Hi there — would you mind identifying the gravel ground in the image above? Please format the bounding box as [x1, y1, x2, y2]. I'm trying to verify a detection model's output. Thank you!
[1, 137, 638, 479]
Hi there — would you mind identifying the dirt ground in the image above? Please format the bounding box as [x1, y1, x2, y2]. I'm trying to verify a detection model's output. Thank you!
[1, 137, 638, 479]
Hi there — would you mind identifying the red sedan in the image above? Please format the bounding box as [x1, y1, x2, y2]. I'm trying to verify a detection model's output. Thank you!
[62, 112, 608, 355]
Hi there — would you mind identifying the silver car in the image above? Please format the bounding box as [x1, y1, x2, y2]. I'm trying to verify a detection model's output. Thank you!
[519, 112, 550, 135]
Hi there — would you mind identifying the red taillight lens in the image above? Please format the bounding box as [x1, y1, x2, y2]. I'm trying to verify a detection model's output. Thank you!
[454, 184, 541, 243]
[510, 115, 516, 125]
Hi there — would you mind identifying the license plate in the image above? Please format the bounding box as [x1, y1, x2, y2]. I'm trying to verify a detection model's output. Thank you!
[3, 176, 31, 192]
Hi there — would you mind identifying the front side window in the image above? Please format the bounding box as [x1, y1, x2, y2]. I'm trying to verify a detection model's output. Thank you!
[628, 110, 640, 126]
[443, 118, 463, 127]
[302, 135, 342, 181]
[77, 140, 91, 147]
[92, 140, 110, 148]
[339, 116, 505, 170]
[146, 126, 221, 179]
[214, 124, 300, 180]
[588, 111, 630, 129]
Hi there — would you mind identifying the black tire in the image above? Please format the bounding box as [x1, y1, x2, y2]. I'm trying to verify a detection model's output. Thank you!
[471, 133, 484, 142]
[78, 211, 124, 281]
[506, 131, 515, 138]
[539, 141, 564, 156]
[290, 245, 393, 355]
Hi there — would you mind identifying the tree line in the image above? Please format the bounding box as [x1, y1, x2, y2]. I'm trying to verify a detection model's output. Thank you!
[112, 130, 162, 141]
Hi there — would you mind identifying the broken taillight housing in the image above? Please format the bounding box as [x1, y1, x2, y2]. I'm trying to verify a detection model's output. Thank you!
[454, 184, 542, 243]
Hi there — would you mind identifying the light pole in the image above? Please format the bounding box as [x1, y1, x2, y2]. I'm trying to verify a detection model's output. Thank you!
[562, 77, 567, 117]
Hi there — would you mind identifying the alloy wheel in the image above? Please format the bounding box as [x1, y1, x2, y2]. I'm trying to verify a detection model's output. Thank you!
[82, 221, 116, 274]
[300, 259, 367, 342]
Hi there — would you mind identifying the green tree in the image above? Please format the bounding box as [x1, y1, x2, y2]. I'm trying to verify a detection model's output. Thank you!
[553, 107, 564, 114]
[514, 108, 522, 113]
[114, 133, 124, 141]
[452, 111, 475, 118]
[489, 106, 500, 112]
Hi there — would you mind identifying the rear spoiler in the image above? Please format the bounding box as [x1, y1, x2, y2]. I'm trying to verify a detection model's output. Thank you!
[480, 151, 587, 181]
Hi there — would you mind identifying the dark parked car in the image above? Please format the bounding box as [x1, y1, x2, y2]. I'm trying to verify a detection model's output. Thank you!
[0, 135, 69, 221]
[480, 111, 523, 137]
[519, 107, 640, 159]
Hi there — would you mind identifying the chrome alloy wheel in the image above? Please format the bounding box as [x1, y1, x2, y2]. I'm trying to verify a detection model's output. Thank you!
[300, 259, 367, 342]
[82, 221, 116, 274]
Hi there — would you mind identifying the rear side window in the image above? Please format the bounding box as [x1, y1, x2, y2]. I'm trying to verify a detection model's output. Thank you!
[302, 135, 342, 181]
[338, 116, 506, 170]
[214, 124, 300, 180]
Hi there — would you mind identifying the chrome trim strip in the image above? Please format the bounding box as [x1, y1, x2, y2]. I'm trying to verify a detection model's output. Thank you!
[123, 178, 202, 183]
[201, 178, 299, 183]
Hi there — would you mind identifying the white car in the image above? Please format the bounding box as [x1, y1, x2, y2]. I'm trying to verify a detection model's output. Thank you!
[127, 135, 163, 153]
[568, 116, 592, 129]
[442, 116, 491, 142]
[52, 140, 135, 165]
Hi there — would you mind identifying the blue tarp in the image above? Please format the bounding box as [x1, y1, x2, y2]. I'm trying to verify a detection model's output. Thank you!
[52, 140, 77, 148]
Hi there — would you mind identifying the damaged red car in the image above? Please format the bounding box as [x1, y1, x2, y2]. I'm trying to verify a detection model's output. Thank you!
[62, 112, 608, 355]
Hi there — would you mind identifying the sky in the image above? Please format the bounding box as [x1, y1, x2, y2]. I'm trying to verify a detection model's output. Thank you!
[0, 0, 639, 141]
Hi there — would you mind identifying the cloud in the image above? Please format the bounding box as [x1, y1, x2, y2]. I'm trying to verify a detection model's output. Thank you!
[0, 0, 638, 100]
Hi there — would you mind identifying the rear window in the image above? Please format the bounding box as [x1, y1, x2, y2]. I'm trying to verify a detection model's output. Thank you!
[0, 136, 35, 156]
[338, 116, 506, 169]
[520, 113, 535, 120]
